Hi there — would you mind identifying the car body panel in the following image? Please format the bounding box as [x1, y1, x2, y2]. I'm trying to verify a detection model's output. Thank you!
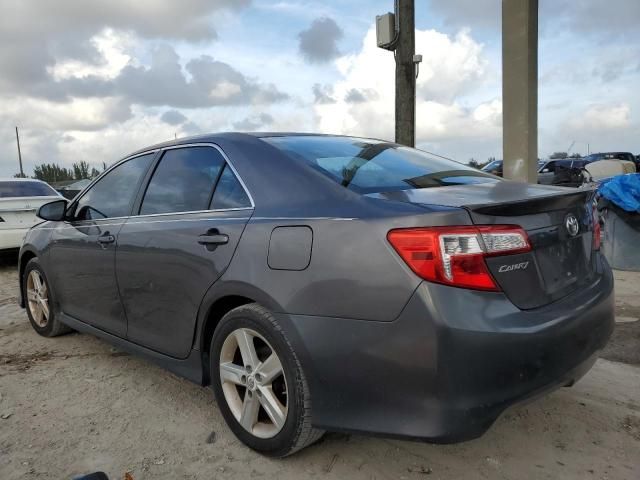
[49, 218, 128, 336]
[281, 260, 613, 440]
[116, 209, 252, 358]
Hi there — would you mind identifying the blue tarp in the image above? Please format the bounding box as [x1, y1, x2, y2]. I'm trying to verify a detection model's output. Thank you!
[598, 174, 640, 213]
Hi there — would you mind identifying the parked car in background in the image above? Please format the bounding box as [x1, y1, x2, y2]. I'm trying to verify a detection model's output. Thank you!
[0, 178, 61, 250]
[19, 133, 613, 456]
[481, 159, 503, 176]
[585, 152, 639, 171]
[537, 158, 589, 186]
[57, 179, 92, 200]
[482, 160, 546, 180]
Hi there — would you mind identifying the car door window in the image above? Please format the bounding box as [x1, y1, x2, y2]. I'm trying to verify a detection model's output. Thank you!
[140, 147, 225, 215]
[72, 153, 154, 220]
[140, 147, 224, 215]
[210, 165, 252, 210]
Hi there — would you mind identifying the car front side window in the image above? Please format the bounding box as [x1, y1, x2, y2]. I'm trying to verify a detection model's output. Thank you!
[71, 153, 154, 221]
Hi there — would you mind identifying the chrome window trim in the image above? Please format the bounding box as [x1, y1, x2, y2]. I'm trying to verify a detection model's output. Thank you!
[65, 206, 254, 225]
[131, 206, 254, 219]
[66, 142, 255, 223]
[0, 208, 37, 213]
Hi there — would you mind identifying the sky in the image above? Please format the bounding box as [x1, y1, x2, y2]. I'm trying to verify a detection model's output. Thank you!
[0, 0, 639, 177]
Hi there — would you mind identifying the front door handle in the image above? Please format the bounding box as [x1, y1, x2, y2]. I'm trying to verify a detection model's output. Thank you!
[97, 233, 115, 245]
[198, 230, 229, 246]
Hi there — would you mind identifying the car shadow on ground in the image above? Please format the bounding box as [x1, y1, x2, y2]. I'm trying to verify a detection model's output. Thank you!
[0, 250, 18, 268]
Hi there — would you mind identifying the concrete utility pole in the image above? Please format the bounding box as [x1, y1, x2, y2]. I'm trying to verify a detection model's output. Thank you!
[376, 1, 417, 148]
[502, 0, 539, 183]
[395, 0, 416, 147]
[15, 126, 24, 177]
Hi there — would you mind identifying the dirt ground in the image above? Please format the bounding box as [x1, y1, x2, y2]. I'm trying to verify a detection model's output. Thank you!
[0, 251, 638, 480]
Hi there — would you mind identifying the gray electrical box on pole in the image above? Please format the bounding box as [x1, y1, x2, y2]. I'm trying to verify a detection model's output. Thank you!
[376, 13, 396, 49]
[376, 1, 417, 148]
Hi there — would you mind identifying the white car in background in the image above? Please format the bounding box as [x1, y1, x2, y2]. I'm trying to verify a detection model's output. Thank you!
[0, 178, 62, 250]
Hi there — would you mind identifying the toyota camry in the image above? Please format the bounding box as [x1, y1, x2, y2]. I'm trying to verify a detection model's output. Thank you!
[18, 133, 614, 456]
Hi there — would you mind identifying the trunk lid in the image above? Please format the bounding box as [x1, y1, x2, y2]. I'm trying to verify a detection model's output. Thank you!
[371, 182, 599, 309]
[0, 196, 60, 229]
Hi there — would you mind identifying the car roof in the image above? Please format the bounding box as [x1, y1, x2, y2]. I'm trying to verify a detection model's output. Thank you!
[589, 152, 633, 156]
[127, 132, 391, 157]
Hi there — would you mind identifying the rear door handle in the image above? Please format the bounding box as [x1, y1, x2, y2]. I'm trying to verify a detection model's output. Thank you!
[198, 231, 229, 246]
[97, 233, 115, 245]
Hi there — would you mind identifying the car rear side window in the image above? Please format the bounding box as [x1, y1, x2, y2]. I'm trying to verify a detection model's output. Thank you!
[140, 147, 225, 215]
[263, 135, 498, 194]
[0, 181, 57, 198]
[210, 165, 252, 210]
[73, 153, 154, 220]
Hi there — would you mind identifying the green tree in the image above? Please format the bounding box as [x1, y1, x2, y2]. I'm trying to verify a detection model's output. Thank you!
[569, 152, 582, 158]
[468, 158, 481, 169]
[89, 167, 101, 178]
[33, 163, 74, 183]
[72, 160, 91, 180]
[549, 151, 568, 159]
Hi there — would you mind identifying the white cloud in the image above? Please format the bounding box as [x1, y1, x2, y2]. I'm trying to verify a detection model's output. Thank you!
[209, 81, 243, 100]
[565, 104, 631, 133]
[48, 29, 133, 81]
[416, 29, 488, 103]
[2, 96, 131, 132]
[314, 26, 498, 158]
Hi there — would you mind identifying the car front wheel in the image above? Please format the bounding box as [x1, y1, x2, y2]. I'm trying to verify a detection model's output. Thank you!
[210, 303, 323, 457]
[23, 257, 71, 337]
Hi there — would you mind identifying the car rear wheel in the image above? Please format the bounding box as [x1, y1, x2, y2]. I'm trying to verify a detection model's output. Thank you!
[210, 303, 323, 457]
[23, 258, 71, 337]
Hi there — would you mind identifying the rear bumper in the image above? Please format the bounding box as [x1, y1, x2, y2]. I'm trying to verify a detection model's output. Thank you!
[0, 227, 28, 250]
[278, 256, 614, 442]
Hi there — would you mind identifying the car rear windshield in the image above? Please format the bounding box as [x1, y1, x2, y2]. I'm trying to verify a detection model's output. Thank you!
[0, 181, 57, 198]
[263, 136, 498, 194]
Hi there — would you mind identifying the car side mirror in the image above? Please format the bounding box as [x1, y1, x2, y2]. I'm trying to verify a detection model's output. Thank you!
[37, 199, 68, 221]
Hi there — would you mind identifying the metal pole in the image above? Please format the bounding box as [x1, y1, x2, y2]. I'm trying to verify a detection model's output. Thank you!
[15, 126, 24, 177]
[395, 0, 416, 147]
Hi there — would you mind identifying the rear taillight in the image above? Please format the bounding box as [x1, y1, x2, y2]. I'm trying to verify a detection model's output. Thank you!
[387, 225, 531, 291]
[592, 205, 601, 250]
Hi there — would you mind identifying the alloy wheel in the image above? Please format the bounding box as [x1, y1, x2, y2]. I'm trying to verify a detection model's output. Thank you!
[26, 270, 50, 328]
[219, 328, 288, 439]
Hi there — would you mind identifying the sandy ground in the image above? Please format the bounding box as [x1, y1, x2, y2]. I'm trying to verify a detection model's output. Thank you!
[0, 252, 638, 480]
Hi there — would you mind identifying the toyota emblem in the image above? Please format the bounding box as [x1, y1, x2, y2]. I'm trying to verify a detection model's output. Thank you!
[565, 213, 579, 237]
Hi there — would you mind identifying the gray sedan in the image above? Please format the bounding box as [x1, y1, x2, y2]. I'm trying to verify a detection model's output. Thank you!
[18, 133, 613, 456]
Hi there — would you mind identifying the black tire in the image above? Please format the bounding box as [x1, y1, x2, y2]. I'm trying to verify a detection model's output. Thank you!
[210, 303, 323, 457]
[22, 257, 71, 337]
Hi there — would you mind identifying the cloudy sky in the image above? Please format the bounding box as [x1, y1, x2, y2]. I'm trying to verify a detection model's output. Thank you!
[0, 0, 639, 177]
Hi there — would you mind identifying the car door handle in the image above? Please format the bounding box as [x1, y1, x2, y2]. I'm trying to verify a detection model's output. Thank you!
[97, 234, 115, 245]
[198, 232, 229, 246]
